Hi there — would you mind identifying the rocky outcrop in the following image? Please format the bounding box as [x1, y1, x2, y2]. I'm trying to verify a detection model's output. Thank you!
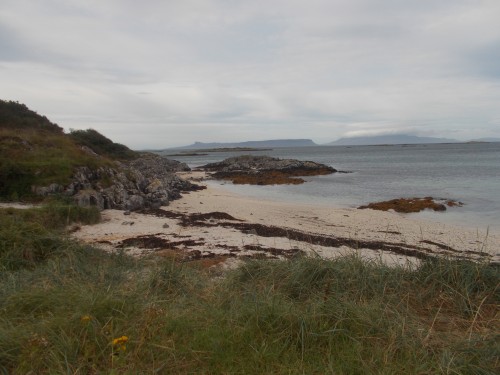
[129, 153, 191, 173]
[33, 154, 202, 210]
[200, 155, 336, 185]
[358, 197, 464, 213]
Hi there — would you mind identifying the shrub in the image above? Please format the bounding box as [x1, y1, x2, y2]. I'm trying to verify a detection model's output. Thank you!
[69, 129, 137, 160]
[0, 100, 63, 133]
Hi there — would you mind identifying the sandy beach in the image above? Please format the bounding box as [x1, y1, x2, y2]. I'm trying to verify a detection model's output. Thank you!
[72, 171, 500, 267]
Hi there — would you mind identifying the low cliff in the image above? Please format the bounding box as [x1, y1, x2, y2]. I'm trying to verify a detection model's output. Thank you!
[58, 153, 201, 211]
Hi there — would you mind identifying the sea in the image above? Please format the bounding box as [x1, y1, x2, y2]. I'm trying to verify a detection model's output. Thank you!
[165, 143, 500, 231]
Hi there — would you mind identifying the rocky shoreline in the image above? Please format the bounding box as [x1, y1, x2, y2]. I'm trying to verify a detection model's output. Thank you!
[31, 154, 337, 210]
[33, 153, 204, 211]
[28, 152, 495, 266]
[73, 180, 500, 267]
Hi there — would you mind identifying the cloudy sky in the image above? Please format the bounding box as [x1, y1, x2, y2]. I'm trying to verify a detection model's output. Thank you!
[1, 0, 499, 148]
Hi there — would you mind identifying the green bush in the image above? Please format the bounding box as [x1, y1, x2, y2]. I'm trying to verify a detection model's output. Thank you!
[0, 160, 34, 198]
[0, 101, 122, 201]
[69, 129, 137, 160]
[0, 100, 63, 133]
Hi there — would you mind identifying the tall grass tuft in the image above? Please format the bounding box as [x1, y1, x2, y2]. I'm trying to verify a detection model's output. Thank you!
[0, 204, 100, 270]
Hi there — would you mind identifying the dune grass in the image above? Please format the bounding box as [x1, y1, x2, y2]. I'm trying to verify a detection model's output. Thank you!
[0, 202, 100, 271]
[0, 206, 498, 374]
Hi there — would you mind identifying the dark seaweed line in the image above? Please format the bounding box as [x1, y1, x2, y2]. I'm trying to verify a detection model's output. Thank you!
[140, 208, 493, 262]
[115, 232, 303, 260]
[196, 220, 494, 262]
[220, 222, 435, 261]
[181, 219, 437, 261]
[420, 240, 490, 257]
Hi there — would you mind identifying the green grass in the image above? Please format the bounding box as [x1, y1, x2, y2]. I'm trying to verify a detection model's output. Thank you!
[0, 203, 100, 270]
[0, 128, 114, 200]
[1, 99, 137, 201]
[0, 206, 499, 374]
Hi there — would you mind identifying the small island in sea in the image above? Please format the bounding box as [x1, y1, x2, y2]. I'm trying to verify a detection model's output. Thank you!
[199, 155, 336, 185]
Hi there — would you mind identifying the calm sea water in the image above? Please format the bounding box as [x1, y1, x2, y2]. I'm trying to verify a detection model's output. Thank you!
[166, 143, 500, 231]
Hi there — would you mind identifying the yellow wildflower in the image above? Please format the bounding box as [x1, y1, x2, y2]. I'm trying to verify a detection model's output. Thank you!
[81, 315, 91, 323]
[112, 335, 129, 351]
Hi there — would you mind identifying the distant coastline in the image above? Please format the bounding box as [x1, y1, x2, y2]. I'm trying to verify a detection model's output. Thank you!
[153, 134, 500, 151]
[165, 147, 272, 156]
[173, 139, 315, 150]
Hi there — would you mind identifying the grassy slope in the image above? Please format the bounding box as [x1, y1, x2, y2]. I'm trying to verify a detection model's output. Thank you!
[0, 100, 137, 200]
[0, 206, 498, 374]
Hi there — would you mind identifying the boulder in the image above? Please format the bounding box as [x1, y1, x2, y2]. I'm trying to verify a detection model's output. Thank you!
[125, 195, 145, 211]
[73, 189, 105, 209]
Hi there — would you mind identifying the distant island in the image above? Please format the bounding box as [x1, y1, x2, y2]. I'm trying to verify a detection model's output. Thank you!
[165, 147, 272, 156]
[469, 137, 500, 143]
[173, 139, 317, 150]
[326, 134, 458, 146]
[161, 134, 500, 151]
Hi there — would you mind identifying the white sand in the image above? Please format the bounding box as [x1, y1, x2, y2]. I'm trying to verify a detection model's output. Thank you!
[73, 172, 500, 266]
[0, 203, 36, 209]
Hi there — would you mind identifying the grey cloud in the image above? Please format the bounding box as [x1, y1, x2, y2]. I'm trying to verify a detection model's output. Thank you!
[462, 42, 500, 79]
[0, 0, 499, 148]
[0, 24, 28, 61]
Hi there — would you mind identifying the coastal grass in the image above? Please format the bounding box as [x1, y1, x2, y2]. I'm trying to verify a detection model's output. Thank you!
[0, 203, 100, 270]
[1, 207, 499, 373]
[0, 127, 112, 200]
[1, 100, 142, 202]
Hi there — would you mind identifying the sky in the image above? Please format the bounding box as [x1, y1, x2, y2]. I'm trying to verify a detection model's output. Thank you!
[1, 0, 500, 149]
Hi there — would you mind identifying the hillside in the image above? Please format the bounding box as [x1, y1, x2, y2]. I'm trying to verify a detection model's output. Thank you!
[1, 100, 111, 199]
[69, 128, 138, 160]
[0, 100, 197, 208]
[327, 134, 458, 146]
[0, 100, 64, 133]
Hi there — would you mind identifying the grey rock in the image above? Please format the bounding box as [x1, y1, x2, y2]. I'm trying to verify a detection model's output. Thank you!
[125, 195, 145, 211]
[32, 183, 63, 196]
[73, 189, 105, 209]
[32, 153, 202, 212]
[201, 155, 336, 174]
